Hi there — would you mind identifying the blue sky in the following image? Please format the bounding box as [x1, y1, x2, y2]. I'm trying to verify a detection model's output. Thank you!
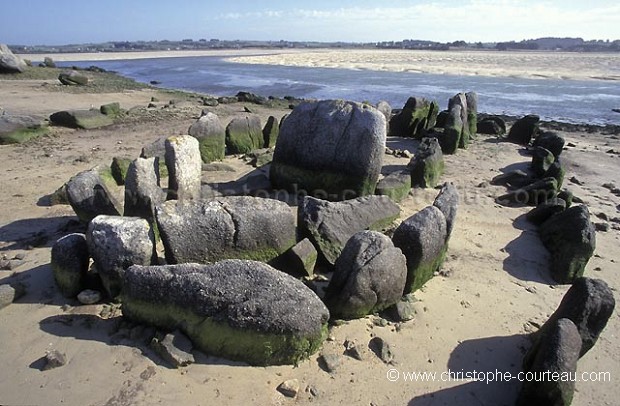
[2, 0, 619, 45]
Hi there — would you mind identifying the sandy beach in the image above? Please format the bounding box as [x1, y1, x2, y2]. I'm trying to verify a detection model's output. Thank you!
[19, 49, 620, 82]
[0, 65, 619, 406]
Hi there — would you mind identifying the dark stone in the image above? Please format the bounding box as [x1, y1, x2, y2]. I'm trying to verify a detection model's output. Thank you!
[497, 177, 558, 206]
[225, 114, 264, 154]
[43, 350, 67, 370]
[150, 330, 195, 368]
[271, 100, 386, 200]
[236, 91, 268, 104]
[539, 205, 596, 284]
[122, 261, 329, 365]
[369, 336, 394, 364]
[110, 157, 132, 186]
[433, 182, 459, 240]
[375, 170, 411, 203]
[448, 93, 470, 148]
[408, 137, 444, 188]
[65, 168, 121, 223]
[51, 233, 90, 298]
[389, 97, 438, 139]
[392, 206, 448, 293]
[526, 198, 566, 226]
[299, 195, 400, 265]
[58, 70, 88, 86]
[262, 116, 279, 148]
[188, 112, 226, 163]
[465, 92, 478, 136]
[507, 115, 540, 145]
[477, 116, 506, 135]
[490, 170, 533, 189]
[156, 197, 296, 265]
[86, 215, 156, 298]
[50, 110, 113, 129]
[435, 110, 448, 128]
[531, 146, 555, 177]
[557, 190, 574, 208]
[324, 231, 407, 319]
[533, 131, 565, 158]
[518, 318, 581, 406]
[100, 102, 121, 117]
[544, 160, 565, 190]
[207, 172, 273, 197]
[441, 105, 463, 154]
[531, 278, 615, 358]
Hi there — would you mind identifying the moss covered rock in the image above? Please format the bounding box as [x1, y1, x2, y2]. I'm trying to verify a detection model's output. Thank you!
[392, 206, 448, 293]
[507, 115, 540, 145]
[408, 137, 444, 188]
[110, 157, 132, 185]
[50, 109, 114, 129]
[497, 177, 558, 206]
[122, 260, 330, 365]
[188, 112, 226, 163]
[440, 105, 463, 154]
[225, 114, 263, 154]
[389, 97, 438, 139]
[465, 92, 478, 136]
[375, 170, 411, 203]
[0, 114, 48, 144]
[100, 102, 121, 117]
[58, 70, 88, 86]
[531, 146, 555, 177]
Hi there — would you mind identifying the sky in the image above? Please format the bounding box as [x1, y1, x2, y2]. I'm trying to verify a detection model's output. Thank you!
[2, 0, 619, 46]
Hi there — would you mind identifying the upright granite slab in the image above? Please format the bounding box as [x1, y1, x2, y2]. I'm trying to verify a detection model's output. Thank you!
[65, 168, 122, 223]
[165, 135, 202, 201]
[270, 100, 386, 200]
[188, 112, 226, 163]
[121, 260, 330, 365]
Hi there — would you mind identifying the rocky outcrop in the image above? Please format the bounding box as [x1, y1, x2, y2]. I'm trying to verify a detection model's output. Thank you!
[389, 97, 438, 139]
[408, 137, 444, 188]
[392, 206, 448, 293]
[50, 110, 114, 129]
[86, 215, 156, 297]
[539, 205, 596, 284]
[51, 233, 90, 298]
[165, 135, 202, 201]
[156, 197, 296, 264]
[270, 100, 386, 200]
[299, 195, 400, 265]
[325, 231, 407, 319]
[188, 112, 226, 163]
[0, 44, 27, 73]
[65, 168, 122, 223]
[225, 114, 264, 154]
[121, 260, 330, 365]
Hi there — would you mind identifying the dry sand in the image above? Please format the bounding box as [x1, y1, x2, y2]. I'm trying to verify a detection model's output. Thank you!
[0, 72, 619, 406]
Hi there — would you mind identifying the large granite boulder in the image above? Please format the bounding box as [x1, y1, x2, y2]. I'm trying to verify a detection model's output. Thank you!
[188, 112, 225, 163]
[530, 277, 615, 358]
[408, 137, 444, 188]
[225, 114, 263, 154]
[299, 196, 400, 265]
[124, 157, 166, 223]
[87, 215, 156, 297]
[518, 318, 581, 406]
[51, 233, 90, 298]
[389, 97, 438, 139]
[165, 135, 202, 201]
[121, 260, 330, 365]
[50, 110, 114, 129]
[65, 168, 122, 223]
[392, 206, 448, 293]
[507, 115, 540, 145]
[539, 205, 596, 284]
[270, 100, 386, 200]
[0, 44, 27, 73]
[156, 197, 296, 265]
[0, 114, 48, 144]
[533, 131, 565, 158]
[325, 231, 407, 319]
[375, 170, 411, 203]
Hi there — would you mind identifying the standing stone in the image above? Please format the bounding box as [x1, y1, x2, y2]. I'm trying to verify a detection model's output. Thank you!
[518, 318, 581, 406]
[124, 157, 166, 222]
[477, 116, 506, 135]
[86, 215, 156, 298]
[465, 92, 478, 136]
[270, 100, 386, 200]
[375, 170, 411, 203]
[448, 93, 470, 148]
[408, 137, 444, 188]
[188, 112, 225, 163]
[51, 233, 90, 298]
[0, 44, 27, 73]
[539, 205, 596, 284]
[533, 131, 565, 158]
[440, 105, 463, 154]
[66, 168, 121, 223]
[110, 157, 132, 185]
[325, 231, 407, 319]
[225, 114, 264, 154]
[531, 146, 555, 177]
[392, 206, 448, 293]
[262, 115, 279, 148]
[165, 135, 202, 201]
[507, 115, 540, 145]
[531, 277, 615, 357]
[544, 160, 565, 190]
[433, 182, 459, 240]
[122, 261, 330, 366]
[299, 196, 401, 265]
[375, 101, 392, 133]
[389, 97, 438, 139]
[156, 197, 296, 265]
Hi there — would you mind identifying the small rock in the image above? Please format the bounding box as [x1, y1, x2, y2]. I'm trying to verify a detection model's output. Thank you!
[318, 353, 341, 373]
[569, 176, 583, 186]
[369, 337, 394, 364]
[43, 350, 67, 370]
[344, 340, 364, 360]
[14, 253, 26, 260]
[602, 183, 616, 190]
[596, 213, 609, 221]
[595, 223, 610, 232]
[278, 379, 300, 398]
[389, 293, 417, 322]
[150, 330, 195, 368]
[0, 284, 23, 309]
[77, 289, 102, 305]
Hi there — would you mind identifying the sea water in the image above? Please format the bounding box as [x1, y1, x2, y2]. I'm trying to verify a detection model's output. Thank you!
[71, 55, 620, 126]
